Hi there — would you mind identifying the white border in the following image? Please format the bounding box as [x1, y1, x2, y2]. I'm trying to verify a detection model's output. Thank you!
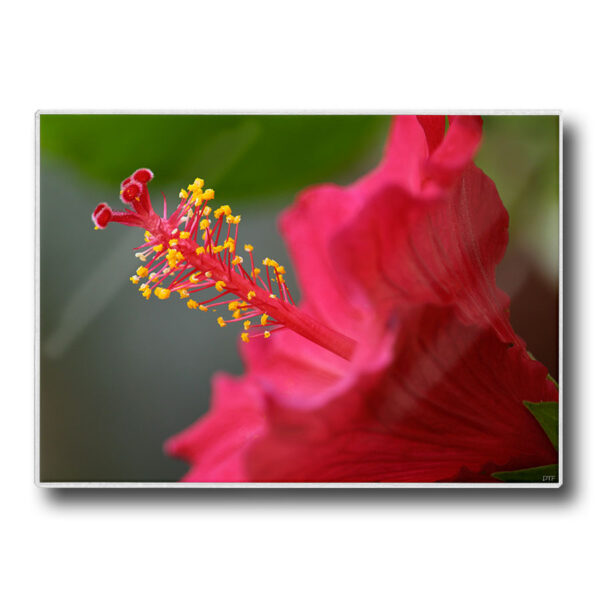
[35, 111, 563, 489]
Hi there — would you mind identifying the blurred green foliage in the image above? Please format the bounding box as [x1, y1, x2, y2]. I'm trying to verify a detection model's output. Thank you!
[41, 114, 389, 201]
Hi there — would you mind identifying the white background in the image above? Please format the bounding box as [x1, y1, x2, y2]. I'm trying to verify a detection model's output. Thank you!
[2, 1, 594, 598]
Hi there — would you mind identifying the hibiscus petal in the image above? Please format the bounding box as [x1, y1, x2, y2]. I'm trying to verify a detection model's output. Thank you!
[416, 115, 446, 154]
[247, 306, 557, 483]
[278, 183, 370, 337]
[423, 115, 483, 193]
[164, 374, 266, 482]
[333, 162, 518, 344]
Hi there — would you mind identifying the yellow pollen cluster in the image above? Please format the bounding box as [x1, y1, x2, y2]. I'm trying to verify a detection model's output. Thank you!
[179, 231, 191, 239]
[167, 248, 185, 269]
[215, 281, 226, 292]
[231, 256, 243, 266]
[144, 231, 152, 242]
[153, 244, 163, 253]
[261, 314, 268, 326]
[214, 205, 232, 219]
[241, 333, 249, 342]
[178, 289, 190, 299]
[217, 317, 227, 327]
[200, 219, 210, 230]
[154, 287, 171, 300]
[243, 320, 251, 330]
[195, 247, 205, 255]
[136, 266, 148, 278]
[247, 291, 256, 300]
[226, 214, 241, 224]
[169, 239, 178, 247]
[187, 299, 198, 309]
[130, 275, 140, 284]
[244, 244, 254, 252]
[262, 258, 286, 274]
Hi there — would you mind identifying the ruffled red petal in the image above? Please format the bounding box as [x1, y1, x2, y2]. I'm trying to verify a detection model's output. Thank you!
[247, 306, 557, 482]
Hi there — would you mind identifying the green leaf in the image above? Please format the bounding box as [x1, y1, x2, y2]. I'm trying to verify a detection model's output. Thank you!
[39, 115, 389, 203]
[492, 464, 558, 483]
[524, 400, 558, 450]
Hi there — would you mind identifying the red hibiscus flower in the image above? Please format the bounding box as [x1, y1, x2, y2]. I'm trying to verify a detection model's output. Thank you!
[93, 115, 558, 483]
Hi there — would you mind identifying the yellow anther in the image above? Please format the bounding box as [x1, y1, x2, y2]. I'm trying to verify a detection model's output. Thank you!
[154, 287, 171, 300]
[264, 331, 271, 339]
[180, 231, 191, 239]
[202, 206, 212, 216]
[153, 244, 164, 253]
[202, 189, 215, 201]
[232, 215, 241, 224]
[139, 283, 148, 291]
[215, 281, 226, 292]
[232, 256, 243, 265]
[187, 178, 204, 193]
[276, 266, 286, 274]
[94, 226, 99, 230]
[169, 239, 178, 247]
[253, 268, 261, 276]
[195, 247, 205, 255]
[198, 304, 208, 312]
[233, 309, 241, 319]
[136, 266, 148, 278]
[241, 332, 249, 343]
[261, 313, 268, 326]
[243, 320, 251, 330]
[148, 273, 157, 281]
[228, 301, 240, 311]
[205, 271, 213, 278]
[247, 290, 256, 300]
[262, 257, 269, 266]
[144, 231, 152, 242]
[142, 288, 151, 299]
[214, 205, 232, 218]
[200, 219, 210, 230]
[130, 275, 140, 284]
[178, 289, 190, 299]
[187, 299, 198, 309]
[244, 244, 254, 252]
[269, 294, 276, 299]
[217, 317, 227, 328]
[179, 189, 189, 199]
[189, 273, 200, 284]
